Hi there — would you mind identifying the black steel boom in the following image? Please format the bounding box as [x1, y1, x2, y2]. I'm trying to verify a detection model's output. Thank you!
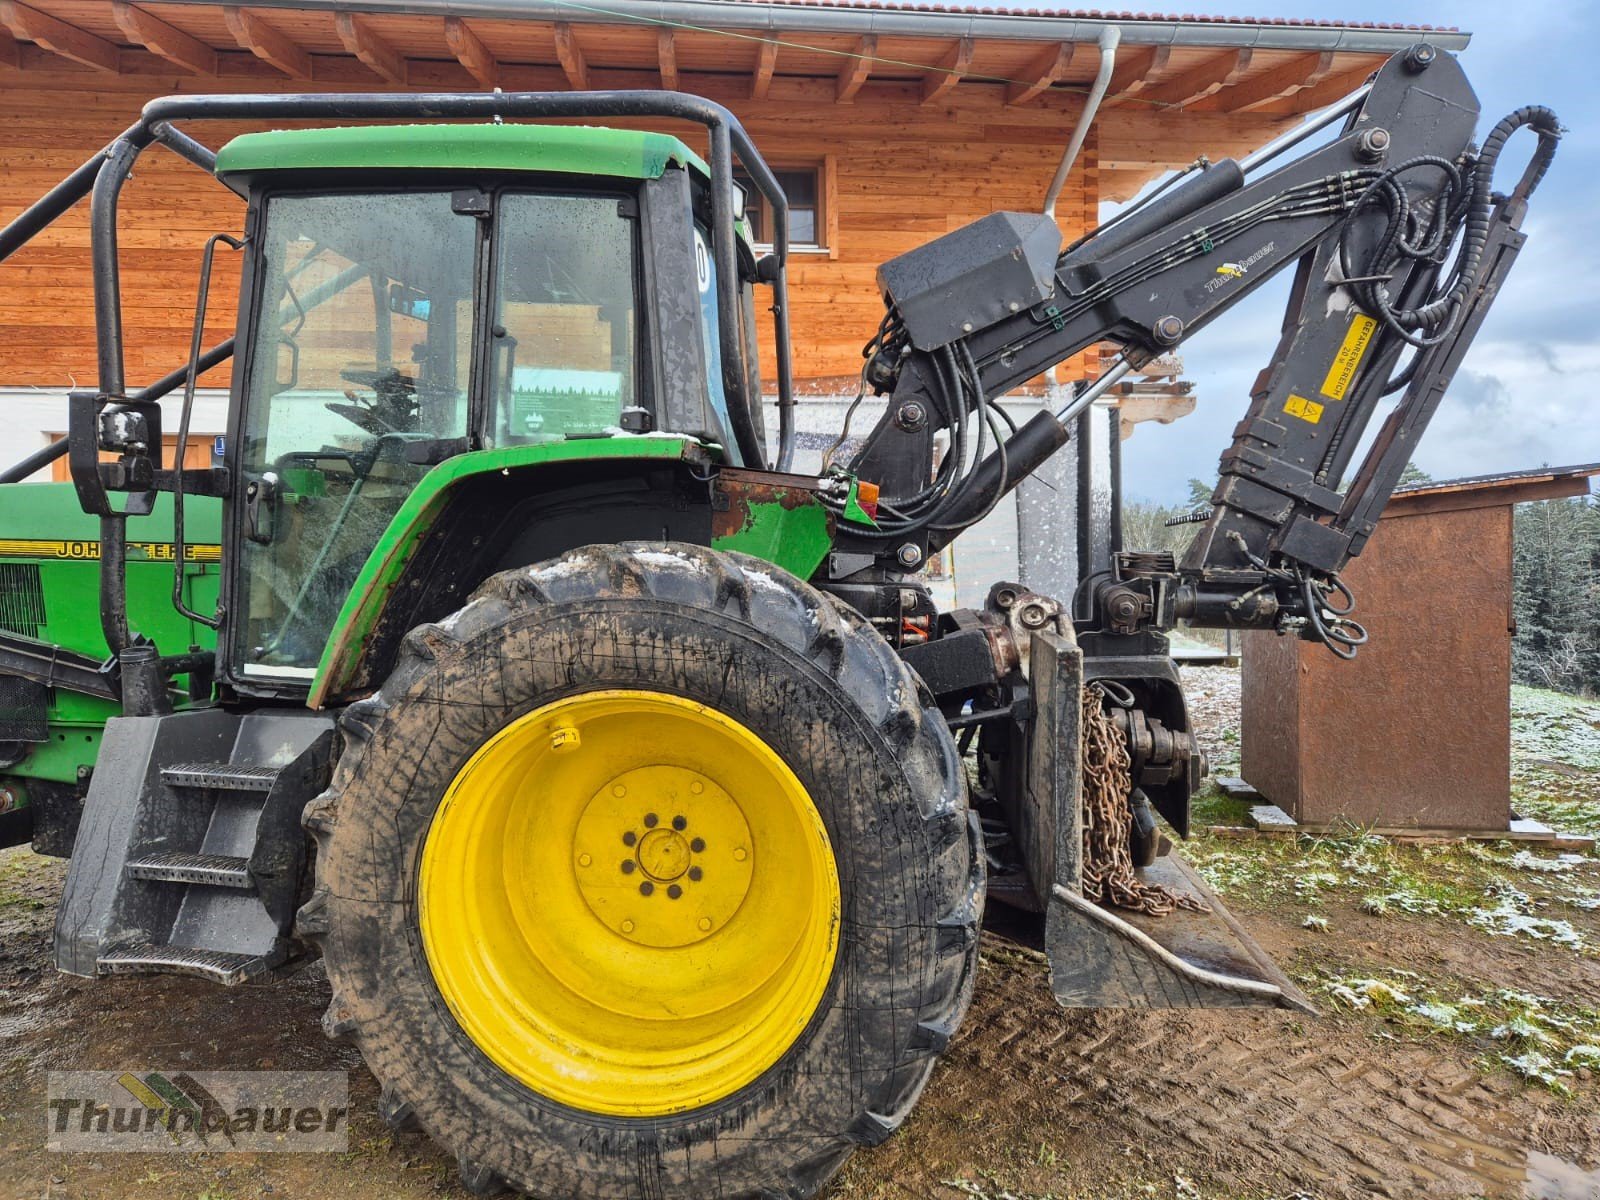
[831, 43, 1559, 658]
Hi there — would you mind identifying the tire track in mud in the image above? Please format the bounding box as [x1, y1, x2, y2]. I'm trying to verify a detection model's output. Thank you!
[947, 951, 1583, 1200]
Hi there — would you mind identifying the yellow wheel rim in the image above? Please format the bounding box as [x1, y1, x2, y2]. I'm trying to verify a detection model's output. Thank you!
[418, 689, 841, 1117]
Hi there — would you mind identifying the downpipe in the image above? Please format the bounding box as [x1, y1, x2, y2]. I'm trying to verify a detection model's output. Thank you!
[1043, 26, 1118, 391]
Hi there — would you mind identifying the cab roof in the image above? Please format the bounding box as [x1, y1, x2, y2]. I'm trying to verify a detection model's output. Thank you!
[214, 123, 710, 181]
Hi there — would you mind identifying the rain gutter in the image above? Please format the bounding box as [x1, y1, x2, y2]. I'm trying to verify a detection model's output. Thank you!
[157, 0, 1471, 55]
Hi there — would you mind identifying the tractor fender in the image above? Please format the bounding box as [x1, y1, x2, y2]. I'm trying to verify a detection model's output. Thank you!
[309, 437, 711, 707]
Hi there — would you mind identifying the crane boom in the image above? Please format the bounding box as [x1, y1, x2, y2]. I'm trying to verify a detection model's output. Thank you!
[832, 44, 1559, 658]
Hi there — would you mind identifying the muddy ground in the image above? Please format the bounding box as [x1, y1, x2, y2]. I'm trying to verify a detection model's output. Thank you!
[2, 669, 1598, 1200]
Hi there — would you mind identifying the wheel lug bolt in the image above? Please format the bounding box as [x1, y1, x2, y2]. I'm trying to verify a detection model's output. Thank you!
[612, 785, 626, 798]
[578, 853, 592, 867]
[688, 867, 703, 882]
[621, 860, 636, 874]
[690, 781, 704, 795]
[690, 837, 705, 853]
[639, 881, 654, 896]
[733, 847, 748, 862]
[622, 831, 636, 847]
[667, 885, 682, 900]
[621, 919, 635, 934]
[672, 815, 687, 831]
[643, 813, 659, 828]
[698, 917, 712, 932]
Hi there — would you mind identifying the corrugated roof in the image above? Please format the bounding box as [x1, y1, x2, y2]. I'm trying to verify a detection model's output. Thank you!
[1394, 463, 1600, 498]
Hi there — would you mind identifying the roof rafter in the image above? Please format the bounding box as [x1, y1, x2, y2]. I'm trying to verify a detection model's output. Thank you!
[835, 33, 875, 103]
[0, 0, 119, 72]
[920, 36, 972, 105]
[553, 21, 588, 89]
[1195, 50, 1334, 113]
[1006, 41, 1078, 106]
[656, 27, 677, 90]
[752, 35, 777, 99]
[336, 12, 405, 85]
[1103, 44, 1170, 104]
[224, 7, 310, 79]
[112, 1, 215, 75]
[1130, 48, 1253, 109]
[1260, 61, 1380, 115]
[443, 16, 496, 89]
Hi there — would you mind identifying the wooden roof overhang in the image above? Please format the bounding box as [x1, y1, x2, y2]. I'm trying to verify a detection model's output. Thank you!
[0, 0, 1469, 198]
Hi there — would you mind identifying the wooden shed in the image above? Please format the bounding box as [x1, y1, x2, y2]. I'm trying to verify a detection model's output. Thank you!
[1241, 464, 1600, 834]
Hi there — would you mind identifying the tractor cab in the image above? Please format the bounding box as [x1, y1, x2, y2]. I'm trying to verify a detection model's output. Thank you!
[213, 124, 771, 690]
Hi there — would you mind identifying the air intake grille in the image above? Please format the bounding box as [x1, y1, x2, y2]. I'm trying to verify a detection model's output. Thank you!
[0, 674, 48, 742]
[0, 563, 46, 641]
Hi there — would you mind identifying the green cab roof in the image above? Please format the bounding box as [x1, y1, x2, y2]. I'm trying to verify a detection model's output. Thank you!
[214, 123, 709, 181]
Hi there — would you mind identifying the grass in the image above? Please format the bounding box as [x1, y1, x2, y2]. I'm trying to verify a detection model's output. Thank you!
[1511, 685, 1600, 835]
[1314, 967, 1600, 1095]
[1182, 683, 1600, 954]
[1183, 820, 1596, 952]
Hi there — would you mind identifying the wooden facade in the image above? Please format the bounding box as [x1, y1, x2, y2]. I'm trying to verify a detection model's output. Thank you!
[0, 1, 1439, 393]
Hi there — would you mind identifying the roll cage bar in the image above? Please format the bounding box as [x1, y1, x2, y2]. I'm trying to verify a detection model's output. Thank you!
[0, 90, 800, 714]
[0, 89, 799, 479]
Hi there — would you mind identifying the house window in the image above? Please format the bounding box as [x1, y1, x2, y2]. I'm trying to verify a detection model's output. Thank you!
[734, 163, 831, 252]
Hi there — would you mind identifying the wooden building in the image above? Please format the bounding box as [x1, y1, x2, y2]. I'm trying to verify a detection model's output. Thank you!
[0, 1, 1465, 595]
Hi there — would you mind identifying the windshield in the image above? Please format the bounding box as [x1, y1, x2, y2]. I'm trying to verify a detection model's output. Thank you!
[491, 193, 637, 442]
[234, 191, 478, 679]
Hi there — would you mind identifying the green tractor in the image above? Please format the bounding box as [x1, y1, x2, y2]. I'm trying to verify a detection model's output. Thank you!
[0, 51, 1558, 1199]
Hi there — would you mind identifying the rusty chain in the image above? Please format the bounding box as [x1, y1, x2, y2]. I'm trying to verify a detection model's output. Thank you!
[1079, 684, 1210, 917]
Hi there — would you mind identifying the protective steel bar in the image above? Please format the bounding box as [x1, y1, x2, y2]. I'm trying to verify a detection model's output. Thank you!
[0, 123, 141, 264]
[1239, 82, 1373, 174]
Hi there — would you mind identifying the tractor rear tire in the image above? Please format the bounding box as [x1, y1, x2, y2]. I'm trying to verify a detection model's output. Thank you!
[298, 542, 983, 1199]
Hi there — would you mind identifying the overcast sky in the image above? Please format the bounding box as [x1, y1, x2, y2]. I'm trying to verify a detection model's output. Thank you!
[1092, 0, 1598, 504]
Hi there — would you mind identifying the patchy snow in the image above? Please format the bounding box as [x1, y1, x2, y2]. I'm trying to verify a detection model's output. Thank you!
[1469, 888, 1585, 949]
[532, 555, 596, 581]
[1509, 850, 1591, 873]
[1511, 686, 1600, 770]
[741, 567, 791, 596]
[630, 548, 705, 573]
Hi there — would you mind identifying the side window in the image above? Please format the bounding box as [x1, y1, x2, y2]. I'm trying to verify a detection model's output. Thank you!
[492, 194, 638, 442]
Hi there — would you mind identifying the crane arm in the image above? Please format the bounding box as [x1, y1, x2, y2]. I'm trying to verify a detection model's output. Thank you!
[831, 43, 1559, 656]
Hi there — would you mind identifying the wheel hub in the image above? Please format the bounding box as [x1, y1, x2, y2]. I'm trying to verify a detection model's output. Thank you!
[572, 765, 755, 948]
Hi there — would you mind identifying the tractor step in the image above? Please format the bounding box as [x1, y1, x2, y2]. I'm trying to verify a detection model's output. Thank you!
[97, 942, 278, 985]
[126, 850, 252, 889]
[55, 709, 337, 981]
[162, 762, 282, 791]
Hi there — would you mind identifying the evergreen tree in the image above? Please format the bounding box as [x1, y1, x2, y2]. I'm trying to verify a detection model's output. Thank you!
[1513, 496, 1600, 695]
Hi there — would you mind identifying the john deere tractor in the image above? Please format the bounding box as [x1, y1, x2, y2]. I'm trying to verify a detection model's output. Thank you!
[0, 49, 1558, 1198]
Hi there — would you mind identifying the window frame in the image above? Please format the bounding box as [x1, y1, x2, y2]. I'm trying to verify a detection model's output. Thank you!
[734, 157, 838, 259]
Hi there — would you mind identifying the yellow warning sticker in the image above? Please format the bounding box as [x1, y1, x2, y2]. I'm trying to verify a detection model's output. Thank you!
[1320, 313, 1377, 401]
[1284, 394, 1325, 424]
